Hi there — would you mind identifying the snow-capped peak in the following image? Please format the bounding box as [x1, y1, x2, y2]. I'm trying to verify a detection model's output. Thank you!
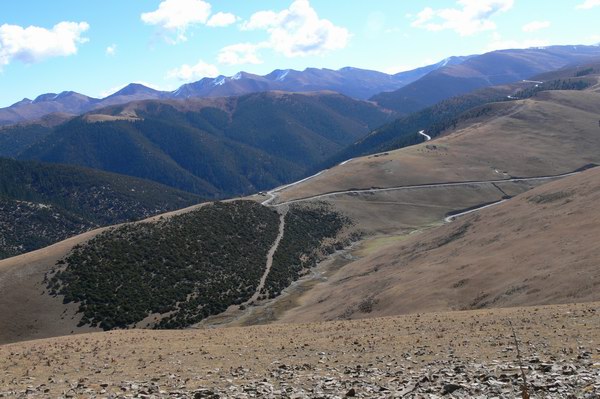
[213, 76, 227, 86]
[276, 69, 290, 81]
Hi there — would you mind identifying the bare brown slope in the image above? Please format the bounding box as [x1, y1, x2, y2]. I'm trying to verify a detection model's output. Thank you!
[277, 89, 600, 203]
[0, 302, 598, 397]
[279, 167, 600, 323]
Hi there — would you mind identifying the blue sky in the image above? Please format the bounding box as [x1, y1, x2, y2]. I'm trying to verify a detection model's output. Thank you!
[0, 0, 599, 107]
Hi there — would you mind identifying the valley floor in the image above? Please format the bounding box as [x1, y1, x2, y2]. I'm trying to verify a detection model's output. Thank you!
[1, 302, 598, 398]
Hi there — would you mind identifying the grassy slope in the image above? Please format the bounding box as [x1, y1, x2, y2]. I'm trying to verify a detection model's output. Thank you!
[278, 88, 600, 203]
[324, 75, 597, 168]
[280, 167, 600, 323]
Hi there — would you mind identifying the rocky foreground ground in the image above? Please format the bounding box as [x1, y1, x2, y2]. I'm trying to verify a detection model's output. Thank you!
[1, 302, 598, 398]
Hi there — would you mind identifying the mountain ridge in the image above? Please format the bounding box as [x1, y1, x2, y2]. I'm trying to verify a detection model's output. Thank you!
[371, 44, 600, 114]
[0, 58, 467, 126]
[4, 45, 599, 127]
[14, 91, 392, 197]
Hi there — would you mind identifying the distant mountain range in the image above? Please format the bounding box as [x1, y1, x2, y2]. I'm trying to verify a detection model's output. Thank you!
[170, 57, 469, 100]
[8, 91, 391, 197]
[0, 57, 469, 126]
[325, 61, 600, 167]
[3, 63, 600, 343]
[372, 45, 600, 114]
[3, 45, 599, 127]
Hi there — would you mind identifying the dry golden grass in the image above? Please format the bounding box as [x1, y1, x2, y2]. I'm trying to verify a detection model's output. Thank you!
[82, 114, 141, 123]
[0, 302, 598, 396]
[278, 90, 600, 203]
[278, 167, 600, 323]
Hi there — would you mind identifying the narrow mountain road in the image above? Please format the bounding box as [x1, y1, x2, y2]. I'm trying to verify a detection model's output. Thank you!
[272, 170, 584, 207]
[261, 130, 430, 206]
[261, 172, 326, 206]
[444, 199, 509, 222]
[418, 130, 431, 141]
[245, 208, 287, 305]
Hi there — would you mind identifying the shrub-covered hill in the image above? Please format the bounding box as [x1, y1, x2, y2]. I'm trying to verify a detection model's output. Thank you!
[46, 201, 353, 330]
[47, 201, 280, 330]
[0, 157, 201, 259]
[262, 203, 355, 299]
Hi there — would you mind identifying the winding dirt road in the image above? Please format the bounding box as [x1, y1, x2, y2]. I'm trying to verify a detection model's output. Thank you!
[418, 130, 431, 141]
[261, 172, 326, 206]
[271, 169, 585, 207]
[246, 208, 287, 304]
[443, 199, 509, 223]
[261, 130, 431, 207]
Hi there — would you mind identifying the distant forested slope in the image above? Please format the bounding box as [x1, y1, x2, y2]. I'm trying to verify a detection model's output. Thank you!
[0, 157, 200, 259]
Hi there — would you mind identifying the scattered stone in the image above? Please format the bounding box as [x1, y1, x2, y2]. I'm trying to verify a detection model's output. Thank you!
[442, 383, 462, 395]
[194, 388, 220, 398]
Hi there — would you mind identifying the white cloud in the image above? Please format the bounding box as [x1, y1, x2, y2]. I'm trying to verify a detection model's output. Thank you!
[224, 0, 349, 65]
[167, 59, 219, 80]
[141, 0, 238, 42]
[241, 10, 278, 31]
[141, 0, 211, 30]
[0, 21, 89, 67]
[576, 0, 600, 9]
[218, 43, 266, 65]
[411, 0, 514, 36]
[522, 21, 550, 33]
[207, 12, 238, 27]
[105, 44, 117, 56]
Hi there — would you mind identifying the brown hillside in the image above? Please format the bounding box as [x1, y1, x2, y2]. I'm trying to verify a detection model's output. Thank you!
[277, 89, 600, 203]
[0, 302, 598, 397]
[279, 167, 600, 323]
